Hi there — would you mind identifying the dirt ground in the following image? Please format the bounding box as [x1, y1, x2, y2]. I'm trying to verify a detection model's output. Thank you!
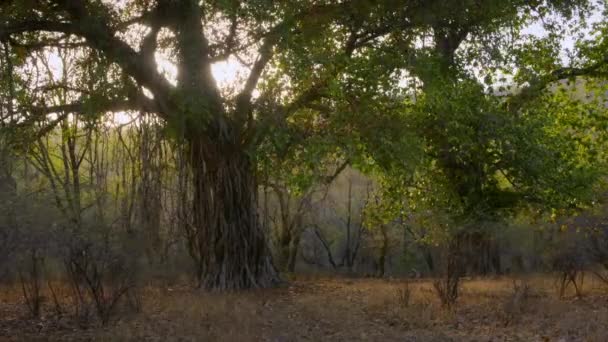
[1, 275, 607, 341]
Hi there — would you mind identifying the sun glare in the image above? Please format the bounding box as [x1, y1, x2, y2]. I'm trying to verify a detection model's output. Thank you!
[101, 57, 249, 126]
[211, 57, 249, 90]
[107, 57, 248, 126]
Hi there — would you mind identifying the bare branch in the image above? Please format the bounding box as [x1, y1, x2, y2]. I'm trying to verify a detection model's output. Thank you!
[311, 224, 338, 269]
[322, 160, 349, 185]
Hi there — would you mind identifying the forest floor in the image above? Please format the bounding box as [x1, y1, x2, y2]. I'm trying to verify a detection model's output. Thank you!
[1, 275, 608, 341]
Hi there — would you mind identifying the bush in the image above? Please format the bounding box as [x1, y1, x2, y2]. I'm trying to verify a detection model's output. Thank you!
[551, 250, 587, 299]
[502, 280, 530, 326]
[587, 224, 608, 286]
[432, 242, 463, 308]
[64, 236, 139, 326]
[18, 248, 46, 317]
[395, 282, 411, 308]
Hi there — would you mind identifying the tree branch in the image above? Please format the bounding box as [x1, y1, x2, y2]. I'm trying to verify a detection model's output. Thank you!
[7, 36, 86, 51]
[8, 94, 154, 136]
[0, 20, 77, 38]
[1, 1, 175, 118]
[311, 224, 338, 269]
[235, 35, 277, 130]
[209, 8, 240, 62]
[506, 54, 608, 111]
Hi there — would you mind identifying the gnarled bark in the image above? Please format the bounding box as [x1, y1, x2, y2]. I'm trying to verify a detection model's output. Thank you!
[185, 137, 279, 290]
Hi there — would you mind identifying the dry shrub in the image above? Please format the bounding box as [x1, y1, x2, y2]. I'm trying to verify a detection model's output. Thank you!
[432, 262, 462, 309]
[46, 279, 64, 315]
[64, 239, 139, 326]
[591, 269, 608, 288]
[364, 283, 440, 330]
[432, 239, 464, 309]
[501, 279, 530, 326]
[395, 281, 411, 308]
[432, 275, 460, 309]
[550, 245, 586, 298]
[555, 269, 585, 299]
[395, 289, 447, 330]
[18, 248, 46, 318]
[549, 243, 586, 299]
[401, 299, 438, 329]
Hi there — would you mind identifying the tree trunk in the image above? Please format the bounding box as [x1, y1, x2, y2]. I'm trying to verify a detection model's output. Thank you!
[423, 248, 435, 273]
[377, 225, 388, 278]
[275, 192, 293, 273]
[490, 239, 502, 274]
[286, 235, 300, 273]
[186, 137, 279, 290]
[344, 180, 353, 272]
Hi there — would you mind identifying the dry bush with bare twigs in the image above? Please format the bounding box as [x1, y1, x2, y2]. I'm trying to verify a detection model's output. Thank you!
[18, 248, 46, 318]
[502, 279, 531, 326]
[395, 281, 411, 308]
[63, 235, 140, 326]
[432, 245, 463, 308]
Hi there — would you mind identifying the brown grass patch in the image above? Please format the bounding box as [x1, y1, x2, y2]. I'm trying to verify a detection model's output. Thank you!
[1, 275, 607, 341]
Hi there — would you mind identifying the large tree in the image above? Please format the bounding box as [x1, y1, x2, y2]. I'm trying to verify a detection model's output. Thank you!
[361, 0, 608, 275]
[0, 0, 433, 289]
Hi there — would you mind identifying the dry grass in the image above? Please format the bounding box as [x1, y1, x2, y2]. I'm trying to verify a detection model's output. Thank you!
[1, 275, 608, 341]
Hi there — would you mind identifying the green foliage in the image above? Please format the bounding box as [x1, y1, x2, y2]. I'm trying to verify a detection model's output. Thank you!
[351, 0, 608, 250]
[1, 0, 607, 269]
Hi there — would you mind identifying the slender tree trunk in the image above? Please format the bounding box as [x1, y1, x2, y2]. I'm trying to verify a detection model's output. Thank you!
[490, 239, 501, 274]
[275, 190, 293, 273]
[377, 225, 388, 277]
[285, 210, 304, 273]
[423, 248, 435, 273]
[344, 180, 353, 271]
[286, 235, 300, 273]
[187, 137, 279, 290]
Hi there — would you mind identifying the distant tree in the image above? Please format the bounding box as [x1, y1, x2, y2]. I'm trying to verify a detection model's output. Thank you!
[260, 150, 348, 273]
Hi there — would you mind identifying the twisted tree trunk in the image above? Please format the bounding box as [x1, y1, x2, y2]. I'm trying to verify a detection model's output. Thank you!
[187, 137, 279, 290]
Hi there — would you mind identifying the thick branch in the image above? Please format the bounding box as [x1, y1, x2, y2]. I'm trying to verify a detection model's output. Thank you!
[19, 100, 131, 120]
[173, 0, 217, 97]
[7, 36, 86, 51]
[245, 17, 420, 148]
[323, 160, 349, 185]
[1, 2, 174, 118]
[506, 54, 608, 111]
[140, 24, 160, 71]
[59, 0, 173, 113]
[8, 99, 137, 141]
[235, 36, 277, 128]
[0, 20, 77, 38]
